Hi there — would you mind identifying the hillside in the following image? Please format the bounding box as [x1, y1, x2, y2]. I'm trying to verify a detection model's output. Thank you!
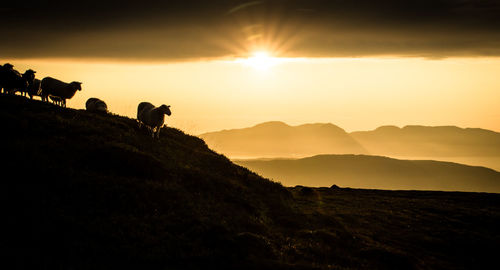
[199, 121, 367, 158]
[1, 95, 500, 269]
[236, 155, 500, 192]
[199, 122, 500, 170]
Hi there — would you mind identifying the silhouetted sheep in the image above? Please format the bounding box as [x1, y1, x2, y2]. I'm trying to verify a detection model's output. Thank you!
[19, 69, 36, 97]
[40, 77, 82, 107]
[26, 79, 42, 100]
[86, 98, 107, 113]
[0, 63, 30, 94]
[137, 102, 171, 138]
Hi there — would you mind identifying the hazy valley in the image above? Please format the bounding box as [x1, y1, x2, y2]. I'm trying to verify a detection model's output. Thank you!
[200, 121, 500, 190]
[236, 155, 500, 193]
[200, 122, 500, 169]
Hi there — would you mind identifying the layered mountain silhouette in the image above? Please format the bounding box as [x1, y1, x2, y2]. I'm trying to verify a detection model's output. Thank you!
[2, 95, 500, 269]
[200, 121, 500, 170]
[351, 125, 500, 157]
[200, 121, 367, 158]
[236, 155, 500, 192]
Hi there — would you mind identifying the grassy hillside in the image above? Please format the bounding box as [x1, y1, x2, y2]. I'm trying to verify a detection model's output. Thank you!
[1, 95, 500, 269]
[236, 155, 500, 192]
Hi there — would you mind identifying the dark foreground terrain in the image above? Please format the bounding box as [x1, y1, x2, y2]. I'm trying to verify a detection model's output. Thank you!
[1, 95, 499, 269]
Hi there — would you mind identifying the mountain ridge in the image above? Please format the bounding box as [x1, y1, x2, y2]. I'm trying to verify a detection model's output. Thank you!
[236, 154, 500, 192]
[200, 121, 500, 169]
[200, 121, 367, 158]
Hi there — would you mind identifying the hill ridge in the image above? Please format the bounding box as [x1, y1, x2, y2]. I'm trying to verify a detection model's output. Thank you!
[236, 154, 500, 192]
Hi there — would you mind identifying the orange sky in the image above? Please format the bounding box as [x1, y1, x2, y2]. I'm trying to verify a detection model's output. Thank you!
[8, 56, 500, 134]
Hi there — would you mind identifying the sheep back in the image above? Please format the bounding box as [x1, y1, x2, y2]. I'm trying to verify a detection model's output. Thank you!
[137, 102, 155, 125]
[86, 98, 108, 113]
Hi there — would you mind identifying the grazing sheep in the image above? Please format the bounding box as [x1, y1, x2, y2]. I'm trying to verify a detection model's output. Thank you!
[137, 102, 172, 138]
[0, 63, 29, 94]
[40, 77, 82, 107]
[86, 97, 108, 113]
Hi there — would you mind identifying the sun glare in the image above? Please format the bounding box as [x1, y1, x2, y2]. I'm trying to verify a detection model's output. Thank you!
[240, 51, 279, 71]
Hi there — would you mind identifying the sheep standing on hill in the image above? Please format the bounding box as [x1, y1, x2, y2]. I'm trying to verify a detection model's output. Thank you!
[40, 77, 82, 107]
[26, 79, 41, 100]
[137, 102, 172, 138]
[19, 69, 37, 97]
[0, 63, 30, 94]
[86, 98, 108, 113]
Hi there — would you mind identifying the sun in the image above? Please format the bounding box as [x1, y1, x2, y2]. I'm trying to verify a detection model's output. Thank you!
[240, 51, 279, 71]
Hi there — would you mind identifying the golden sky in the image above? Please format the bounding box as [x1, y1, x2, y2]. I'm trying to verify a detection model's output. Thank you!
[4, 1, 500, 134]
[9, 56, 500, 134]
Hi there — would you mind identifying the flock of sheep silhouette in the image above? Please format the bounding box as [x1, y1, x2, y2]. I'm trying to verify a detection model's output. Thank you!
[0, 63, 172, 138]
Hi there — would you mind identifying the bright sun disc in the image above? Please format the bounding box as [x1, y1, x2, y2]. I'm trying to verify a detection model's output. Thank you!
[241, 51, 279, 71]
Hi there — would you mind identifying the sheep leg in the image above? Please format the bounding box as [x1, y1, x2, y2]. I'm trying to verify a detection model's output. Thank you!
[155, 126, 161, 139]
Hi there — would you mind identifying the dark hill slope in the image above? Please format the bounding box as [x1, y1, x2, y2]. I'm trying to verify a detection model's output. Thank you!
[1, 95, 500, 270]
[0, 95, 292, 269]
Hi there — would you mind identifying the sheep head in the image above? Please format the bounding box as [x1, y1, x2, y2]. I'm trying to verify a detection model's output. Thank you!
[23, 69, 36, 85]
[160, 105, 171, 116]
[70, 81, 83, 91]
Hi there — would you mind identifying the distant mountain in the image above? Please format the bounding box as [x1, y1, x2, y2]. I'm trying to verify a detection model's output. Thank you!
[200, 122, 500, 170]
[351, 125, 500, 157]
[236, 155, 500, 192]
[199, 121, 367, 158]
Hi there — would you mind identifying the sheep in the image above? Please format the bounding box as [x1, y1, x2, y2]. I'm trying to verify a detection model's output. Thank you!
[86, 97, 108, 113]
[0, 63, 15, 94]
[19, 69, 37, 97]
[137, 102, 172, 138]
[26, 78, 42, 100]
[40, 77, 82, 107]
[0, 63, 29, 94]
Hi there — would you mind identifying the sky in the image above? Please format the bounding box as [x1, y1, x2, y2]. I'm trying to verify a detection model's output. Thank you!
[2, 1, 500, 134]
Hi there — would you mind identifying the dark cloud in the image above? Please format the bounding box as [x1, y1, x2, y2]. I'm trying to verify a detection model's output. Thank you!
[1, 0, 500, 60]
